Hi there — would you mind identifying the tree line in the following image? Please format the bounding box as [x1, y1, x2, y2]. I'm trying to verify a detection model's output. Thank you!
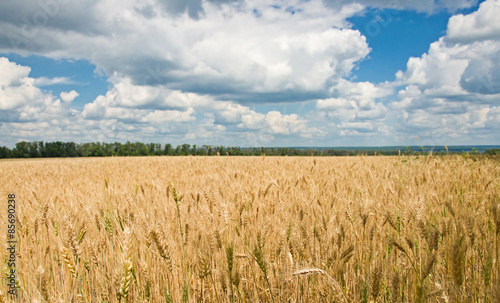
[1, 141, 497, 158]
[0, 141, 406, 158]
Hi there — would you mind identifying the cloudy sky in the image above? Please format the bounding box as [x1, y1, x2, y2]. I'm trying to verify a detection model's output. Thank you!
[1, 0, 499, 147]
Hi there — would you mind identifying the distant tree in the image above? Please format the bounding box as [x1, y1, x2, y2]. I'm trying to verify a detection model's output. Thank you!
[64, 142, 77, 157]
[0, 146, 11, 158]
[110, 142, 122, 156]
[181, 144, 191, 156]
[485, 149, 500, 156]
[215, 145, 225, 156]
[89, 142, 106, 157]
[153, 143, 163, 156]
[148, 143, 159, 155]
[28, 141, 41, 157]
[136, 143, 148, 156]
[278, 148, 288, 156]
[13, 141, 30, 158]
[164, 143, 172, 156]
[44, 141, 67, 157]
[121, 141, 133, 156]
[174, 145, 181, 156]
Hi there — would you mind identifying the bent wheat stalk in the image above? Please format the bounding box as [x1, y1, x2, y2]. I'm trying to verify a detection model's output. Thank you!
[292, 268, 350, 303]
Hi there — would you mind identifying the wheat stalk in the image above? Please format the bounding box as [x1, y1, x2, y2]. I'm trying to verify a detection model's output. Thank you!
[291, 268, 349, 302]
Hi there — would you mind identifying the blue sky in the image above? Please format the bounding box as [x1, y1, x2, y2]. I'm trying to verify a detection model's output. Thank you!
[1, 0, 499, 147]
[349, 9, 453, 83]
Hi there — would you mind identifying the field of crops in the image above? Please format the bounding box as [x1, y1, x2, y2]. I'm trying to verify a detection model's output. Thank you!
[0, 155, 499, 302]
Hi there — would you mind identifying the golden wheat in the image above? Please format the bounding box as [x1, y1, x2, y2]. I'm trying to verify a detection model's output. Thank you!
[0, 155, 498, 302]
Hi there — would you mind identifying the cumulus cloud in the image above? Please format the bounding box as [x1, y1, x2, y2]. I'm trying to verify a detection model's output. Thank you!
[237, 110, 322, 137]
[0, 57, 201, 144]
[1, 0, 499, 146]
[391, 0, 500, 144]
[0, 57, 89, 144]
[0, 57, 31, 88]
[0, 0, 370, 104]
[324, 0, 477, 13]
[460, 49, 500, 96]
[80, 76, 323, 144]
[396, 0, 500, 101]
[446, 0, 500, 43]
[60, 90, 79, 103]
[0, 0, 377, 145]
[0, 57, 47, 111]
[80, 76, 212, 124]
[316, 80, 391, 125]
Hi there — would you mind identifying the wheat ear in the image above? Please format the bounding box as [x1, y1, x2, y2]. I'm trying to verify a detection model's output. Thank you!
[119, 227, 133, 301]
[60, 246, 77, 278]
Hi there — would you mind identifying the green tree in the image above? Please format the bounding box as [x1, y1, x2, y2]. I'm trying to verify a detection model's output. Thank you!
[0, 146, 11, 158]
[14, 141, 30, 158]
[181, 144, 191, 156]
[164, 143, 172, 156]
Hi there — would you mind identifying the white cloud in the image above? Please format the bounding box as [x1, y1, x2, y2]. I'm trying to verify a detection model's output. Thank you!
[143, 108, 196, 124]
[399, 39, 470, 91]
[212, 103, 252, 125]
[34, 77, 75, 86]
[240, 112, 266, 129]
[0, 57, 93, 144]
[396, 0, 500, 101]
[391, 0, 500, 144]
[0, 0, 370, 102]
[237, 110, 323, 137]
[1, 0, 500, 147]
[446, 0, 500, 43]
[0, 57, 31, 88]
[0, 0, 374, 145]
[0, 57, 50, 111]
[316, 79, 391, 126]
[60, 90, 79, 103]
[325, 0, 477, 13]
[80, 75, 322, 144]
[81, 75, 215, 121]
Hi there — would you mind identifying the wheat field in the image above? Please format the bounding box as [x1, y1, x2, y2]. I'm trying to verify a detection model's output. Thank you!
[0, 155, 499, 302]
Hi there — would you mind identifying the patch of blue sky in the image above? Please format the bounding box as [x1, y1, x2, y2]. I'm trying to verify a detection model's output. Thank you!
[347, 1, 484, 84]
[0, 53, 108, 110]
